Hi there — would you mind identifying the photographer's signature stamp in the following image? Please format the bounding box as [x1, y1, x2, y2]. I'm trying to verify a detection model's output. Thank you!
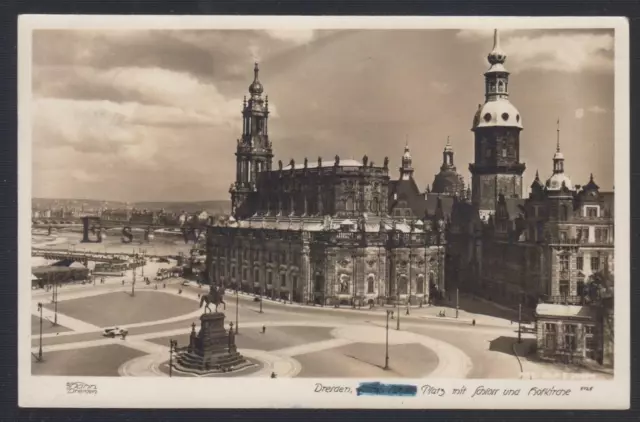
[66, 382, 98, 395]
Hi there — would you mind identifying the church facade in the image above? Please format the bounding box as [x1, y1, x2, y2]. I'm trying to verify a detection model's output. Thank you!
[206, 64, 445, 306]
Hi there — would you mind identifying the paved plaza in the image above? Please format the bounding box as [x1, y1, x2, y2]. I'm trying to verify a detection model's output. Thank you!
[30, 273, 611, 380]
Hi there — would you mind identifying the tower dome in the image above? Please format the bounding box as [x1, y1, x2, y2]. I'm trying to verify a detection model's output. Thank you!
[248, 62, 264, 96]
[431, 137, 465, 197]
[545, 119, 574, 193]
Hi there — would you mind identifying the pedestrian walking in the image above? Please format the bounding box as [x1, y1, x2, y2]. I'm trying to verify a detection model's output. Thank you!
[270, 372, 277, 378]
[472, 319, 476, 326]
[122, 279, 125, 285]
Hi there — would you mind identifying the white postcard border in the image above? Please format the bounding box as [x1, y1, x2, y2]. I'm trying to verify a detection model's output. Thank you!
[17, 15, 630, 409]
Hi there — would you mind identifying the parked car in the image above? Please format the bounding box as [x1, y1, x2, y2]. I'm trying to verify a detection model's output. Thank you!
[103, 327, 128, 338]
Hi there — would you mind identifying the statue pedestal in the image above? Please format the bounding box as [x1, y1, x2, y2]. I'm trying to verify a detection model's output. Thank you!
[173, 312, 255, 375]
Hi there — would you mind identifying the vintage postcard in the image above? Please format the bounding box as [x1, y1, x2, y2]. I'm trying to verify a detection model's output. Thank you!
[18, 15, 629, 409]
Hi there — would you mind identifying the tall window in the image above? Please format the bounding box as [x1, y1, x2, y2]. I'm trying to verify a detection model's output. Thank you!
[346, 197, 354, 212]
[281, 273, 287, 287]
[254, 269, 260, 283]
[559, 254, 569, 272]
[560, 205, 568, 221]
[231, 266, 236, 278]
[367, 276, 375, 293]
[586, 206, 599, 217]
[595, 228, 609, 243]
[545, 323, 557, 350]
[564, 324, 577, 351]
[591, 256, 600, 272]
[398, 276, 408, 295]
[559, 231, 568, 242]
[559, 279, 570, 297]
[576, 256, 584, 271]
[292, 275, 298, 289]
[372, 198, 380, 213]
[502, 148, 507, 158]
[268, 271, 273, 285]
[416, 275, 425, 294]
[243, 268, 248, 282]
[577, 227, 589, 243]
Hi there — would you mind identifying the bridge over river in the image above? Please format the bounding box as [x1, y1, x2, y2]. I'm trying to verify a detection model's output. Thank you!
[32, 216, 211, 244]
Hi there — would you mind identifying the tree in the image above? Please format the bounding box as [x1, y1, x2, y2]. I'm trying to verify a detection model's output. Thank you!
[585, 270, 614, 306]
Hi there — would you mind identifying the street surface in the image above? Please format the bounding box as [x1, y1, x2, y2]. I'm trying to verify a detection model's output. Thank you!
[30, 232, 612, 380]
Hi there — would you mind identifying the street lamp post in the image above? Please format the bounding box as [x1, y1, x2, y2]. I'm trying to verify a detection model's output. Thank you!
[384, 309, 392, 370]
[235, 282, 239, 334]
[396, 272, 400, 330]
[518, 303, 522, 343]
[34, 302, 44, 362]
[131, 257, 136, 297]
[52, 274, 58, 326]
[169, 339, 177, 377]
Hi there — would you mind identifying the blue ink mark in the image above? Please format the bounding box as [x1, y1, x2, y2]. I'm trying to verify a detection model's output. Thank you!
[356, 382, 417, 397]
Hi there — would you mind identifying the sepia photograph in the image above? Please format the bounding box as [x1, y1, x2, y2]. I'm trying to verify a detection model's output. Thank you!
[18, 15, 629, 409]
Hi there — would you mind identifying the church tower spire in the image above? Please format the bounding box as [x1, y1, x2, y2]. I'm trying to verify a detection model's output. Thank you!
[399, 137, 414, 180]
[231, 63, 274, 218]
[470, 29, 525, 220]
[441, 136, 455, 171]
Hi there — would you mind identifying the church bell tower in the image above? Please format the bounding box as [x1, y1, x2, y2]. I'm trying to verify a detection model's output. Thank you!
[469, 30, 526, 220]
[230, 63, 274, 218]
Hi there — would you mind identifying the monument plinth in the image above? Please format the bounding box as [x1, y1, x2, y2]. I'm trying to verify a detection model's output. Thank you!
[173, 312, 255, 375]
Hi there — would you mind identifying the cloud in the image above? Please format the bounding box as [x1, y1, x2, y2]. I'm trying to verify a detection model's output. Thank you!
[264, 30, 316, 45]
[575, 108, 585, 119]
[456, 29, 614, 74]
[587, 105, 607, 114]
[503, 33, 614, 73]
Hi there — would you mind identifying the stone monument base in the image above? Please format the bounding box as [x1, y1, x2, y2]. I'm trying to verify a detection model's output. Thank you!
[173, 312, 256, 375]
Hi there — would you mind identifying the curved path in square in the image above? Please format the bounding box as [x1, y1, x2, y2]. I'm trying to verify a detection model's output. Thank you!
[31, 277, 533, 379]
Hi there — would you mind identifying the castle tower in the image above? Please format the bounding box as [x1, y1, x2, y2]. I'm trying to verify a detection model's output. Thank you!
[399, 140, 414, 180]
[470, 29, 526, 220]
[230, 63, 274, 218]
[544, 119, 575, 220]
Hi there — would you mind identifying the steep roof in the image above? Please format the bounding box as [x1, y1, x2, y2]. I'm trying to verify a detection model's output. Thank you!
[388, 178, 427, 216]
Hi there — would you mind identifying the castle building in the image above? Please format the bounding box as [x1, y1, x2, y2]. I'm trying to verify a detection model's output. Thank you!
[374, 29, 615, 365]
[206, 64, 446, 306]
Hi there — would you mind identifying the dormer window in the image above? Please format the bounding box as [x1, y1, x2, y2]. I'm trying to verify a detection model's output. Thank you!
[585, 206, 599, 218]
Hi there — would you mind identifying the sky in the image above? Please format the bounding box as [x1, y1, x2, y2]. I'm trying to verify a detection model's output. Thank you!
[30, 27, 615, 202]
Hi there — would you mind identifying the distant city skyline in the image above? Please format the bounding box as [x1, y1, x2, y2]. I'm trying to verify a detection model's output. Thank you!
[31, 28, 615, 202]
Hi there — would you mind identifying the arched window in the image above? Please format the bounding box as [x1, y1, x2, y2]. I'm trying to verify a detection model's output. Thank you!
[367, 276, 375, 293]
[346, 197, 354, 212]
[339, 275, 350, 293]
[416, 275, 425, 294]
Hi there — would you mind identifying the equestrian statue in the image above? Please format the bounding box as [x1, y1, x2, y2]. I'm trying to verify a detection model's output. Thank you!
[199, 284, 227, 313]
